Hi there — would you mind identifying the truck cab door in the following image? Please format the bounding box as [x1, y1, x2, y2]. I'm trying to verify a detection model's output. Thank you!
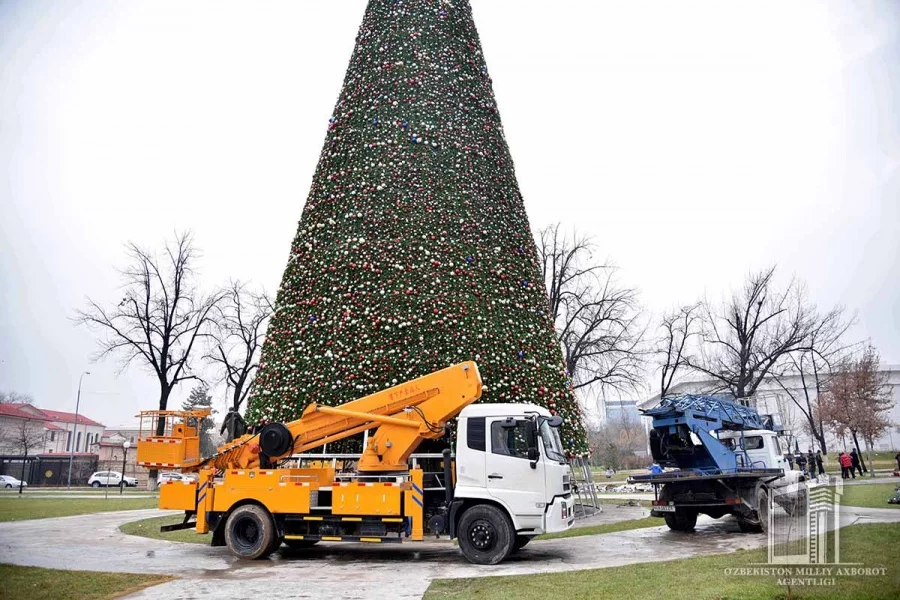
[484, 417, 547, 524]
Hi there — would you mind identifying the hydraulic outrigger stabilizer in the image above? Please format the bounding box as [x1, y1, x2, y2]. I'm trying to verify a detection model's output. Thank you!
[136, 362, 483, 557]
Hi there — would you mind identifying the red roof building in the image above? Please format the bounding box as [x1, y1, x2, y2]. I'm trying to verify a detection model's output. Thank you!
[0, 403, 105, 455]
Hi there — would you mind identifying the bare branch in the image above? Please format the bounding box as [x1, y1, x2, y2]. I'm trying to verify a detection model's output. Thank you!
[75, 231, 222, 423]
[203, 280, 272, 439]
[538, 224, 645, 396]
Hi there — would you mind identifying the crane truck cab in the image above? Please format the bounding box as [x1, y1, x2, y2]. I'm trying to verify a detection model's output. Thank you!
[137, 362, 575, 565]
[449, 404, 575, 563]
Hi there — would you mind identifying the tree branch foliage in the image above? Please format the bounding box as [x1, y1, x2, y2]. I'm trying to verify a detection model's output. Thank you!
[75, 231, 223, 421]
[204, 281, 272, 441]
[686, 266, 827, 401]
[538, 223, 644, 395]
[0, 391, 34, 405]
[818, 345, 893, 456]
[656, 304, 701, 398]
[204, 281, 272, 412]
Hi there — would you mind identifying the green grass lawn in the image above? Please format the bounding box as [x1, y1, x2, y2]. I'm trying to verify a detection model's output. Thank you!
[120, 513, 209, 544]
[0, 564, 171, 600]
[426, 523, 900, 600]
[840, 483, 900, 509]
[536, 516, 663, 540]
[0, 497, 159, 522]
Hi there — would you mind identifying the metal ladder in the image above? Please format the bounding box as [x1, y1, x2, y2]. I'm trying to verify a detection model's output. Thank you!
[568, 457, 600, 517]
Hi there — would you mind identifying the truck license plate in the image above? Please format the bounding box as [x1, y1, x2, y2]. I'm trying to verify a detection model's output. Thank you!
[654, 505, 676, 512]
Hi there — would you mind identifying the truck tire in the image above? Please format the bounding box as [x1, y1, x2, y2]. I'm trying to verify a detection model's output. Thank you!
[757, 489, 770, 534]
[224, 505, 277, 559]
[736, 516, 762, 533]
[266, 533, 283, 556]
[664, 510, 698, 532]
[782, 490, 808, 518]
[457, 504, 515, 565]
[512, 535, 534, 552]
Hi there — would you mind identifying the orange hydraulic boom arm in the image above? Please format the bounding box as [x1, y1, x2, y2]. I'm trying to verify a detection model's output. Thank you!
[137, 361, 482, 473]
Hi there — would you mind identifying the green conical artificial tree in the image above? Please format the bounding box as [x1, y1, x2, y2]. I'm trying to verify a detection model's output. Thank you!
[246, 0, 588, 456]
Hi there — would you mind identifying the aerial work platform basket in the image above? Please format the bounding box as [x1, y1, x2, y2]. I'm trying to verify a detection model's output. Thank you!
[135, 409, 210, 469]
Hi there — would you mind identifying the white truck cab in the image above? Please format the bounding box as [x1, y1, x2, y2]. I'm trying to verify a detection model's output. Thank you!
[716, 429, 791, 472]
[448, 403, 574, 562]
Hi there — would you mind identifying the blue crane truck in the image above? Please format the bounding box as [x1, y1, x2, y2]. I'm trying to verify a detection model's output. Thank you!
[629, 395, 806, 533]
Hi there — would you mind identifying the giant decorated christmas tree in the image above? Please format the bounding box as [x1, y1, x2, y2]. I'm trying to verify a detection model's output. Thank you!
[246, 0, 588, 455]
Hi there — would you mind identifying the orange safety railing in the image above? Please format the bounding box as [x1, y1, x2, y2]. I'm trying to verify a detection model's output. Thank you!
[135, 409, 210, 470]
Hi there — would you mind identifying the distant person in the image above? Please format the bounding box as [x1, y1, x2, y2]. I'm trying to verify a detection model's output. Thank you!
[785, 453, 794, 469]
[850, 449, 864, 477]
[815, 451, 825, 477]
[839, 452, 853, 479]
[605, 468, 613, 479]
[649, 463, 663, 475]
[807, 449, 816, 476]
[796, 452, 807, 474]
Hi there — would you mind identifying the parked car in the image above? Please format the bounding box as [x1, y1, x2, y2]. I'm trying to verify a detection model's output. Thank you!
[87, 471, 138, 487]
[0, 475, 26, 489]
[158, 472, 190, 483]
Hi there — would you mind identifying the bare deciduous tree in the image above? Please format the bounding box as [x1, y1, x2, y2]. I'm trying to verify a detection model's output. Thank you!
[587, 414, 647, 471]
[0, 391, 34, 405]
[687, 266, 820, 402]
[538, 224, 644, 395]
[770, 306, 856, 453]
[0, 418, 46, 493]
[205, 281, 272, 441]
[75, 232, 222, 487]
[656, 304, 701, 398]
[818, 345, 893, 474]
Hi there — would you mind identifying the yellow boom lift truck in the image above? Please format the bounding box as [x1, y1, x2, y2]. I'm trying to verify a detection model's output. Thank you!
[136, 361, 574, 564]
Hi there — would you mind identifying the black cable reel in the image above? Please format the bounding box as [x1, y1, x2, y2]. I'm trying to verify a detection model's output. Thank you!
[258, 422, 293, 467]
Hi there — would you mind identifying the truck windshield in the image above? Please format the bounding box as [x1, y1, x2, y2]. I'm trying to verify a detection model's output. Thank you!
[539, 418, 567, 463]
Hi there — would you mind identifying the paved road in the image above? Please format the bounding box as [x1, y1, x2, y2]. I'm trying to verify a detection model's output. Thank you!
[2, 505, 898, 599]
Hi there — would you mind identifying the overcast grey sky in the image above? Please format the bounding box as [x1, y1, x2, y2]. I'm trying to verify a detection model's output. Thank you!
[1, 0, 898, 427]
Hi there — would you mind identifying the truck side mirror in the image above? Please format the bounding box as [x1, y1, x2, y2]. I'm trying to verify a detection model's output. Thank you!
[525, 419, 539, 468]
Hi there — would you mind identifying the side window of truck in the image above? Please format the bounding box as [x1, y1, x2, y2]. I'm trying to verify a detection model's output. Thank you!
[490, 420, 529, 459]
[742, 436, 763, 450]
[467, 417, 486, 451]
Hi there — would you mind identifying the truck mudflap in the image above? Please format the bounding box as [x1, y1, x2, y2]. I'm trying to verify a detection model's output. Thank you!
[544, 494, 575, 534]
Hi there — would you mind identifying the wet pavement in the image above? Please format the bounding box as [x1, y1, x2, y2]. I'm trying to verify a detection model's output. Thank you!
[0, 505, 897, 599]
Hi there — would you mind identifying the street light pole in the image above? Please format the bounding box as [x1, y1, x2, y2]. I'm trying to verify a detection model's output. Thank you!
[66, 371, 91, 488]
[120, 440, 130, 495]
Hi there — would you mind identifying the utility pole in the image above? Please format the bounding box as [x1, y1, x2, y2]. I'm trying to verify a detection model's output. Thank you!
[66, 371, 90, 488]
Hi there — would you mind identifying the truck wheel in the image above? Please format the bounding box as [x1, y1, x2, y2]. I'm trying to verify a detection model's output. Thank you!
[736, 516, 762, 533]
[664, 510, 698, 532]
[782, 491, 807, 518]
[458, 504, 515, 565]
[224, 505, 277, 559]
[512, 535, 533, 552]
[758, 489, 770, 534]
[283, 538, 319, 550]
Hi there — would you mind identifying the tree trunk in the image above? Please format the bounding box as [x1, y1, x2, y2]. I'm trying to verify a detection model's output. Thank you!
[19, 453, 27, 495]
[148, 385, 173, 491]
